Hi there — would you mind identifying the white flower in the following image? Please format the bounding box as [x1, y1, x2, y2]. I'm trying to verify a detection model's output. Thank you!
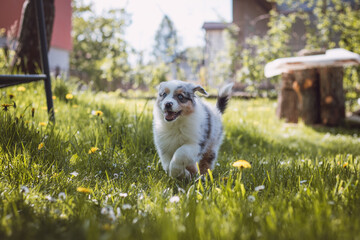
[20, 186, 30, 195]
[45, 195, 56, 202]
[169, 196, 180, 203]
[119, 193, 128, 198]
[122, 204, 132, 210]
[247, 195, 256, 202]
[300, 180, 307, 184]
[113, 173, 119, 179]
[101, 206, 116, 222]
[58, 192, 66, 200]
[254, 185, 265, 191]
[116, 207, 121, 217]
[70, 171, 79, 177]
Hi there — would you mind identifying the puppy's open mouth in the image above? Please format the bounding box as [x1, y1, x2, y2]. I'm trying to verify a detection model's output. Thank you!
[165, 110, 182, 122]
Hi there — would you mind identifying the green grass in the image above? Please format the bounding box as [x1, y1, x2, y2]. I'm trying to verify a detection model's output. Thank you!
[1, 81, 360, 240]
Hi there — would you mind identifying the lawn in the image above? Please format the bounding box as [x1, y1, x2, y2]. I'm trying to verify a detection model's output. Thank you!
[1, 81, 360, 240]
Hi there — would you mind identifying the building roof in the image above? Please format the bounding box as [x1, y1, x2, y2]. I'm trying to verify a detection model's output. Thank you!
[202, 22, 229, 30]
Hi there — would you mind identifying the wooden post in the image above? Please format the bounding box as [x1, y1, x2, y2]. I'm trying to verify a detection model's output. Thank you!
[318, 67, 345, 125]
[276, 72, 299, 123]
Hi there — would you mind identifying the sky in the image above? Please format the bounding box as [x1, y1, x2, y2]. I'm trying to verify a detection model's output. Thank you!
[86, 0, 231, 55]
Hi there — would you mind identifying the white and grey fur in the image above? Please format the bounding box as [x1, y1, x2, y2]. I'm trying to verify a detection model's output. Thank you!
[153, 80, 233, 179]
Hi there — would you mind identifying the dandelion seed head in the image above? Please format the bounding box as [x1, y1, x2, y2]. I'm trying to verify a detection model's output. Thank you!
[169, 196, 180, 203]
[58, 192, 66, 200]
[122, 204, 132, 210]
[70, 171, 79, 177]
[255, 185, 265, 191]
[20, 186, 29, 195]
[247, 195, 256, 202]
[119, 193, 128, 198]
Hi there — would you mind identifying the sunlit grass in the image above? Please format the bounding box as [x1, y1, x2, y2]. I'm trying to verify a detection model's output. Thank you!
[0, 80, 360, 240]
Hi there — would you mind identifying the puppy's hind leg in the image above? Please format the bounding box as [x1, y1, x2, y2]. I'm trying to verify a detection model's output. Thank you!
[169, 144, 199, 179]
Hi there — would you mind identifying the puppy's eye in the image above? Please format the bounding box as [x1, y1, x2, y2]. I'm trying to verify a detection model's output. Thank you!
[177, 94, 184, 101]
[160, 92, 167, 98]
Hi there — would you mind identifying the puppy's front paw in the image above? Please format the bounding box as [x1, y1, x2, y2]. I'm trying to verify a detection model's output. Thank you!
[169, 162, 191, 179]
[169, 162, 184, 178]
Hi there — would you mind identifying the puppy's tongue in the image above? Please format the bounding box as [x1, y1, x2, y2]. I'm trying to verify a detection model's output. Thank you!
[165, 111, 178, 121]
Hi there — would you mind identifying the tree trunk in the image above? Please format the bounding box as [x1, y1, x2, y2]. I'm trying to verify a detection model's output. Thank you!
[12, 0, 55, 74]
[276, 72, 299, 123]
[319, 67, 345, 125]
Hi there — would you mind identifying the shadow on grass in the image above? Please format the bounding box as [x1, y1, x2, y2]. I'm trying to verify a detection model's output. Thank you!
[221, 123, 360, 160]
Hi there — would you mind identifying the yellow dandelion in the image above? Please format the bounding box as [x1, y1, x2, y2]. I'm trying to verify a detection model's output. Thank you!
[94, 110, 103, 117]
[52, 96, 57, 100]
[232, 160, 252, 169]
[88, 147, 99, 154]
[343, 162, 348, 168]
[65, 93, 74, 100]
[17, 86, 26, 92]
[102, 224, 112, 231]
[41, 106, 47, 110]
[39, 122, 47, 127]
[77, 187, 92, 193]
[38, 142, 45, 150]
[1, 103, 13, 111]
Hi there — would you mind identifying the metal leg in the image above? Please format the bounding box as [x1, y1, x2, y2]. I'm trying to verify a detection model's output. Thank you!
[34, 0, 55, 122]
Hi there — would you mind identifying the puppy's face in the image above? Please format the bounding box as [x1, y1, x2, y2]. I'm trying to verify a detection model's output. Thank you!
[156, 80, 207, 122]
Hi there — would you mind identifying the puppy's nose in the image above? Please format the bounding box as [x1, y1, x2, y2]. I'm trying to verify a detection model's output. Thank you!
[165, 102, 173, 109]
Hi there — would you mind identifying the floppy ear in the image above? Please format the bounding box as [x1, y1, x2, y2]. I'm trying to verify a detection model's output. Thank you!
[193, 85, 208, 96]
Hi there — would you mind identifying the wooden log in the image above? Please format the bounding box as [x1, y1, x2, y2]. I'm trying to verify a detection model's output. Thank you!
[293, 69, 321, 124]
[318, 67, 345, 126]
[276, 72, 299, 123]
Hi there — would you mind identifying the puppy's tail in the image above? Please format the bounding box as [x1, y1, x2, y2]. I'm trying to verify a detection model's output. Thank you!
[216, 82, 234, 114]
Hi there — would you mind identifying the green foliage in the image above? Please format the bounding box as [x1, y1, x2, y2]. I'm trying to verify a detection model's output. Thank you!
[153, 15, 180, 63]
[1, 80, 360, 239]
[71, 0, 131, 91]
[232, 0, 360, 99]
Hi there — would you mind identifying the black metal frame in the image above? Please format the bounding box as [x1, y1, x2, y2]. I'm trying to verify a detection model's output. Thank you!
[0, 0, 55, 122]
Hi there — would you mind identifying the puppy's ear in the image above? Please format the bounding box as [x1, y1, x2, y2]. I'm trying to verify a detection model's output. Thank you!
[193, 85, 208, 96]
[155, 82, 165, 91]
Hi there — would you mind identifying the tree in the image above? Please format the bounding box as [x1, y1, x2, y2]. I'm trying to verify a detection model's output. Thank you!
[12, 0, 55, 74]
[71, 0, 131, 91]
[153, 15, 180, 63]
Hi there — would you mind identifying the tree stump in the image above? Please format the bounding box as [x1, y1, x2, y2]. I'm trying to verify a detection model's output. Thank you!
[276, 72, 299, 123]
[293, 69, 321, 124]
[319, 67, 345, 125]
[277, 67, 345, 126]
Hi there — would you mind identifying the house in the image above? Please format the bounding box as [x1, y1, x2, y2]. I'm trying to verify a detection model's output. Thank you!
[202, 22, 229, 87]
[0, 0, 72, 77]
[202, 0, 323, 86]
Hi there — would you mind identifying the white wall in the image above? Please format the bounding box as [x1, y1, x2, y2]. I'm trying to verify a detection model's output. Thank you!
[48, 47, 70, 78]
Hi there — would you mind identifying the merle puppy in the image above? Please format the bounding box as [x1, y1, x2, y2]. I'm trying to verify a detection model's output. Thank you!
[153, 80, 233, 179]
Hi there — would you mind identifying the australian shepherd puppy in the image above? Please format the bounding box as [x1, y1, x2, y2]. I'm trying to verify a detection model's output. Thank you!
[153, 80, 233, 179]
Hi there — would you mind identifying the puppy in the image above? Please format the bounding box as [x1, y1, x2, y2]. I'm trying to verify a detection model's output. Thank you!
[153, 80, 233, 179]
